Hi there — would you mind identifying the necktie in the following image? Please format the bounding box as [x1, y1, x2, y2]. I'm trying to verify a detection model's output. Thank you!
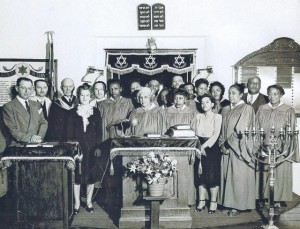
[248, 94, 253, 104]
[25, 101, 30, 114]
[41, 101, 48, 119]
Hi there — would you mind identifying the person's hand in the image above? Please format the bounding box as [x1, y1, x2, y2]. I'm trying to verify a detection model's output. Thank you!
[200, 146, 206, 156]
[106, 123, 115, 131]
[94, 148, 102, 157]
[30, 135, 42, 143]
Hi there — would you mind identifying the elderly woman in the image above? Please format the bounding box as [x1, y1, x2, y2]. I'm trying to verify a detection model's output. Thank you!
[129, 87, 165, 136]
[209, 81, 230, 114]
[256, 84, 299, 207]
[194, 94, 222, 214]
[68, 83, 102, 214]
[218, 83, 256, 216]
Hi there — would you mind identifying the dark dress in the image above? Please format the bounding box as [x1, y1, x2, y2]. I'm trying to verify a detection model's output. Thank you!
[68, 106, 102, 184]
[194, 112, 222, 187]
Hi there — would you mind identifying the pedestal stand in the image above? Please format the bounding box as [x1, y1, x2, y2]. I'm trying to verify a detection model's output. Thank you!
[143, 196, 169, 229]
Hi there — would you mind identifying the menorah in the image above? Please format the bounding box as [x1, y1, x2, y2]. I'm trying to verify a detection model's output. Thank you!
[244, 124, 299, 229]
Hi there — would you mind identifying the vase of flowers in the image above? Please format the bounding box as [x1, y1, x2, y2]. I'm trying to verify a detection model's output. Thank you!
[127, 152, 177, 197]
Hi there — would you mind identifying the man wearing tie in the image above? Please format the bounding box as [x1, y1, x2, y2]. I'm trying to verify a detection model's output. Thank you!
[47, 78, 77, 141]
[30, 79, 52, 120]
[242, 76, 269, 113]
[2, 77, 48, 146]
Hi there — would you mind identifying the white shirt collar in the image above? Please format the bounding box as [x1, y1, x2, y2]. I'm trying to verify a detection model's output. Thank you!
[231, 100, 244, 109]
[16, 95, 29, 109]
[109, 96, 122, 102]
[63, 95, 74, 101]
[267, 101, 283, 109]
[247, 93, 259, 104]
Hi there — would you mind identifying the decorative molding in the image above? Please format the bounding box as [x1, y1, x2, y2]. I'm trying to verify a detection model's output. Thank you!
[234, 37, 300, 66]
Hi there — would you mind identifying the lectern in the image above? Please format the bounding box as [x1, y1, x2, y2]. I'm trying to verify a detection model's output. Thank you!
[110, 137, 201, 229]
[0, 142, 80, 229]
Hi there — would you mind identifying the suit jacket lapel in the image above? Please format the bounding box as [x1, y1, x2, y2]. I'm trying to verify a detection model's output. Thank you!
[13, 99, 30, 121]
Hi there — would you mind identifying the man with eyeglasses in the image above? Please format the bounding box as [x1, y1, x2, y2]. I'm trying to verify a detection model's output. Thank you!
[3, 77, 48, 146]
[242, 76, 269, 113]
[47, 78, 78, 141]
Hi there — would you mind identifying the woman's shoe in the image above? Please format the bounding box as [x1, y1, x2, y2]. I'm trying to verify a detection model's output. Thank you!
[74, 208, 80, 215]
[194, 200, 206, 212]
[86, 202, 94, 213]
[86, 207, 94, 213]
[228, 209, 240, 217]
[208, 201, 217, 214]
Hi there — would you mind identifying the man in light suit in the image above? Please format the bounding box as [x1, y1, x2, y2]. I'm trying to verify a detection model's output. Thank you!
[242, 76, 269, 113]
[3, 77, 48, 146]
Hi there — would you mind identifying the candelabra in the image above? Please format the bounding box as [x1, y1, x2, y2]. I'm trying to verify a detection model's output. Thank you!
[244, 124, 299, 229]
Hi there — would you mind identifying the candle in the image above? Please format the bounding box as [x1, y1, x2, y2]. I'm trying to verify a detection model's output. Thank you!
[260, 127, 264, 131]
[245, 126, 248, 131]
[280, 125, 283, 132]
[252, 126, 256, 131]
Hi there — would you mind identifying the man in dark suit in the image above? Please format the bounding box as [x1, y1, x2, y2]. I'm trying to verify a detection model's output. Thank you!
[30, 79, 52, 120]
[242, 76, 269, 113]
[47, 78, 77, 141]
[3, 77, 48, 146]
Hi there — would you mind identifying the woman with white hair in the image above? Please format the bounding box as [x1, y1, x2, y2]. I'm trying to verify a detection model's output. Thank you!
[128, 87, 166, 136]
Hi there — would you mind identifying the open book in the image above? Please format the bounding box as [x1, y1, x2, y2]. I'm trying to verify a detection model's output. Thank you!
[25, 142, 55, 148]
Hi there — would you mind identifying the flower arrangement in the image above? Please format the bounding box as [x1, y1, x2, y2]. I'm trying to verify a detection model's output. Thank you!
[127, 152, 177, 184]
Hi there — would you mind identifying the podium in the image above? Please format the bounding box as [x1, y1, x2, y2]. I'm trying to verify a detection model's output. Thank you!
[110, 137, 201, 229]
[0, 142, 80, 229]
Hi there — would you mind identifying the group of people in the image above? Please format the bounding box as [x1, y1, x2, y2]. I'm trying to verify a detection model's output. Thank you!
[1, 74, 299, 217]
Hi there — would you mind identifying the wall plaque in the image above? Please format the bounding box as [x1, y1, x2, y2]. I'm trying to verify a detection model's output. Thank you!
[137, 4, 151, 30]
[152, 3, 165, 30]
[0, 59, 57, 106]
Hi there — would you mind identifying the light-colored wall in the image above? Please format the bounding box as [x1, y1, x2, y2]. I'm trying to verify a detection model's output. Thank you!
[0, 0, 300, 194]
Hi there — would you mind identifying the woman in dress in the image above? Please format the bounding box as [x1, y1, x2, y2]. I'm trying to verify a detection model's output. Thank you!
[209, 81, 230, 114]
[256, 84, 299, 207]
[68, 83, 102, 214]
[194, 94, 222, 214]
[218, 83, 256, 216]
[129, 87, 165, 136]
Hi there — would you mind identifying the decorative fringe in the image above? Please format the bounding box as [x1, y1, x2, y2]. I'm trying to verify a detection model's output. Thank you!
[110, 162, 114, 176]
[198, 162, 202, 175]
[108, 64, 194, 76]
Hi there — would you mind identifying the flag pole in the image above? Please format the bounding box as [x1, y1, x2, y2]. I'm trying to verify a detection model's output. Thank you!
[45, 31, 56, 100]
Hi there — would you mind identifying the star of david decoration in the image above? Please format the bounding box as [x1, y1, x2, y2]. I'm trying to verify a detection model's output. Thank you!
[145, 55, 156, 67]
[174, 55, 185, 67]
[18, 65, 28, 75]
[116, 55, 127, 67]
